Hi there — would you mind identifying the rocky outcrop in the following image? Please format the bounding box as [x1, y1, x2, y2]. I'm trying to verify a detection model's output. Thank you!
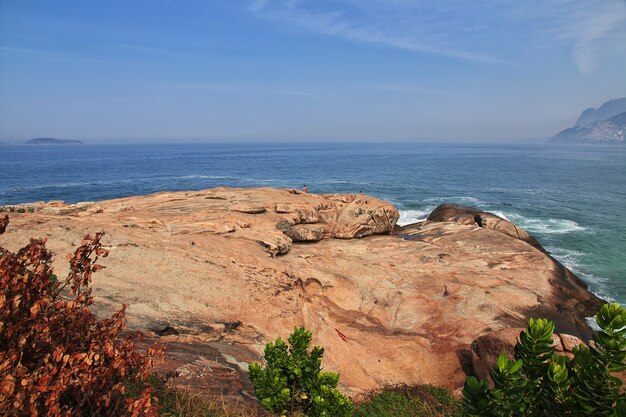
[427, 203, 544, 251]
[469, 327, 584, 381]
[0, 188, 603, 402]
[1, 188, 398, 257]
[285, 224, 325, 242]
[467, 328, 520, 381]
[424, 203, 603, 335]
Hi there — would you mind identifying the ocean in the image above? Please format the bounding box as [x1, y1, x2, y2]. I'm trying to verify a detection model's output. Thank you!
[1, 142, 625, 304]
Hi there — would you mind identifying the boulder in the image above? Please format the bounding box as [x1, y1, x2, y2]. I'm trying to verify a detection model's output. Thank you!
[231, 204, 266, 214]
[559, 333, 584, 352]
[427, 203, 544, 251]
[285, 224, 324, 242]
[469, 328, 521, 381]
[333, 197, 399, 239]
[257, 234, 292, 257]
[294, 207, 320, 224]
[470, 329, 591, 382]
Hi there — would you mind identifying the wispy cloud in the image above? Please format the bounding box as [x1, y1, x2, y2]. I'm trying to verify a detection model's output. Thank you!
[248, 0, 626, 73]
[156, 82, 315, 97]
[557, 0, 626, 74]
[497, 0, 626, 74]
[248, 0, 270, 13]
[247, 0, 505, 64]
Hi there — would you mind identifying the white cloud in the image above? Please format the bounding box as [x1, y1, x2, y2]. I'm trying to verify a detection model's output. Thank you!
[563, 0, 626, 74]
[247, 0, 505, 64]
[248, 0, 270, 12]
[507, 0, 626, 74]
[247, 0, 626, 72]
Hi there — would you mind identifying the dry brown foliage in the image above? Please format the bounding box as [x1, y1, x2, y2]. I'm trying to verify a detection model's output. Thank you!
[0, 215, 165, 416]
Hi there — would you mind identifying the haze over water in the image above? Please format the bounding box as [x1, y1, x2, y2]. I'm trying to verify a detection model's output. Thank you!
[1, 142, 624, 305]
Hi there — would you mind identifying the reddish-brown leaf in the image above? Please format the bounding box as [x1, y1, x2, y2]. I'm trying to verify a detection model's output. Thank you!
[0, 215, 8, 234]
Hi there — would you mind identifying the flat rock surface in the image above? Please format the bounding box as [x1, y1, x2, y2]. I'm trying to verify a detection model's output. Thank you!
[0, 187, 603, 400]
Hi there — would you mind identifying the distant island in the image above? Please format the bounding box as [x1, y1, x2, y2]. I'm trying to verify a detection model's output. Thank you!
[24, 138, 83, 145]
[551, 98, 626, 144]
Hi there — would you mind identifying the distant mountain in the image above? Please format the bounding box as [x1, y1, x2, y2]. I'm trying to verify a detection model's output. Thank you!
[575, 98, 626, 127]
[550, 98, 626, 144]
[551, 111, 626, 144]
[24, 138, 83, 145]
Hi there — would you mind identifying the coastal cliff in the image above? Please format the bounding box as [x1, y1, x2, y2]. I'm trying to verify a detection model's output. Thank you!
[551, 97, 626, 144]
[0, 188, 603, 403]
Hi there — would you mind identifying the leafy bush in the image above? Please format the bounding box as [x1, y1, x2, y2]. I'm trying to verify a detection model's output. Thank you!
[463, 303, 626, 416]
[353, 384, 462, 417]
[248, 326, 353, 417]
[0, 215, 165, 416]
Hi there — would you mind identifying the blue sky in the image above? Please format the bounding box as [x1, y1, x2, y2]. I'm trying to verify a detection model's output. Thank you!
[1, 0, 625, 142]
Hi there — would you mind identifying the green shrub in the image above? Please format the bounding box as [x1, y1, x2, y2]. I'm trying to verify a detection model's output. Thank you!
[463, 303, 626, 416]
[248, 327, 353, 417]
[353, 384, 463, 417]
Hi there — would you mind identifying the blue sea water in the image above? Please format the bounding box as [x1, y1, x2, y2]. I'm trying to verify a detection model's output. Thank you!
[1, 142, 625, 304]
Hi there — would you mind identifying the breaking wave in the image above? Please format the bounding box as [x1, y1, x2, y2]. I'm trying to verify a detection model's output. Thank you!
[493, 212, 586, 235]
[397, 209, 431, 226]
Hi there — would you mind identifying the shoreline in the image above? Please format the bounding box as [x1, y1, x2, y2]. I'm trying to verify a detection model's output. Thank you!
[1, 143, 623, 312]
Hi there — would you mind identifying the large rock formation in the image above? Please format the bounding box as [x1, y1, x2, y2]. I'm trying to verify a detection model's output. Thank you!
[575, 98, 626, 127]
[427, 203, 544, 251]
[552, 112, 626, 144]
[551, 98, 626, 144]
[0, 188, 604, 403]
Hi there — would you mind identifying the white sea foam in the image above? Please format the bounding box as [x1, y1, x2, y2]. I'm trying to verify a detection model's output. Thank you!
[452, 196, 482, 204]
[490, 210, 510, 220]
[586, 317, 602, 332]
[323, 179, 373, 186]
[11, 179, 134, 191]
[397, 209, 431, 226]
[546, 246, 616, 304]
[546, 246, 585, 270]
[240, 178, 283, 183]
[424, 196, 482, 204]
[180, 175, 234, 180]
[495, 212, 585, 234]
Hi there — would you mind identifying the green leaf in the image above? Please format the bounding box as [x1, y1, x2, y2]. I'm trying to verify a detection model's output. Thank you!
[497, 353, 508, 371]
[509, 359, 523, 374]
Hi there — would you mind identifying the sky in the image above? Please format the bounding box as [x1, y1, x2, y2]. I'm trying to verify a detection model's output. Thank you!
[1, 0, 626, 143]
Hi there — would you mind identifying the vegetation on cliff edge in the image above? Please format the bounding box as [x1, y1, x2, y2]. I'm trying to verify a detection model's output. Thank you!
[0, 216, 164, 416]
[463, 303, 626, 416]
[249, 326, 353, 417]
